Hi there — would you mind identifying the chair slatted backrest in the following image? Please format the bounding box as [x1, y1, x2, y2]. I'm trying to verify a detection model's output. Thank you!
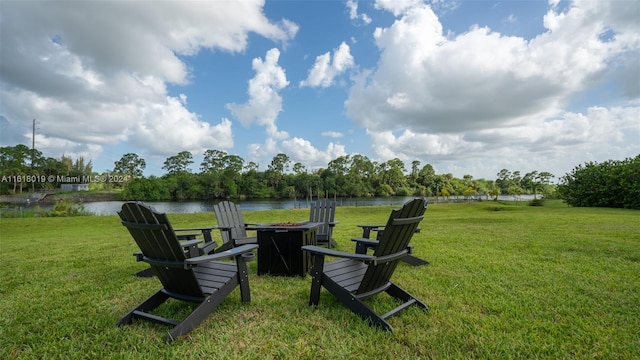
[309, 199, 336, 242]
[213, 201, 248, 245]
[119, 202, 203, 298]
[358, 198, 427, 295]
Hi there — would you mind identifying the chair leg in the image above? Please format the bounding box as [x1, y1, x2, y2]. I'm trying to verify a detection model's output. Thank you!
[401, 255, 429, 266]
[323, 278, 393, 331]
[354, 242, 368, 255]
[236, 257, 252, 303]
[166, 279, 239, 343]
[308, 255, 325, 307]
[385, 283, 428, 312]
[117, 290, 169, 326]
[135, 267, 156, 278]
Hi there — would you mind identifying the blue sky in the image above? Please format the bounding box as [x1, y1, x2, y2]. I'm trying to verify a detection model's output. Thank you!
[1, 0, 638, 180]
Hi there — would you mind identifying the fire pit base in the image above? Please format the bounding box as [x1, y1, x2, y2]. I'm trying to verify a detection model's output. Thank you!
[255, 222, 322, 277]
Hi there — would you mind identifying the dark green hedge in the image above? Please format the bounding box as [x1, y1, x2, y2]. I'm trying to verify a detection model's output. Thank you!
[557, 155, 640, 209]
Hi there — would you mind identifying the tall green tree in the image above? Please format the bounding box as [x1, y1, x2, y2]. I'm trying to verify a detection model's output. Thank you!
[114, 153, 146, 177]
[376, 158, 408, 195]
[240, 167, 272, 198]
[496, 169, 512, 194]
[224, 154, 244, 175]
[536, 171, 555, 197]
[267, 153, 291, 174]
[200, 149, 228, 173]
[410, 160, 421, 183]
[162, 151, 193, 175]
[0, 145, 32, 193]
[244, 161, 259, 172]
[416, 163, 437, 196]
[345, 154, 374, 197]
[292, 162, 307, 175]
[325, 155, 350, 196]
[522, 171, 554, 198]
[266, 153, 290, 194]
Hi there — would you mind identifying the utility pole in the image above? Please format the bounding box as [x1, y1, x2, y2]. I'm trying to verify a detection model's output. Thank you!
[32, 119, 36, 152]
[31, 119, 37, 193]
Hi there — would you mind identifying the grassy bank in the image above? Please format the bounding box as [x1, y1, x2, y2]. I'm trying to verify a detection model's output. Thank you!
[0, 190, 121, 205]
[1, 201, 638, 359]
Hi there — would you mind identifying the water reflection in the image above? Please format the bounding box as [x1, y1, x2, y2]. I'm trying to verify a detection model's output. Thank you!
[10, 195, 538, 216]
[82, 197, 419, 216]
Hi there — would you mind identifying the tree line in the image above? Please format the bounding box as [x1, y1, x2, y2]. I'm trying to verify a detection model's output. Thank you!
[1, 145, 557, 202]
[0, 144, 94, 194]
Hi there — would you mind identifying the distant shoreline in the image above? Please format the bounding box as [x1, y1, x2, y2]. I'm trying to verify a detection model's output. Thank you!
[0, 191, 120, 204]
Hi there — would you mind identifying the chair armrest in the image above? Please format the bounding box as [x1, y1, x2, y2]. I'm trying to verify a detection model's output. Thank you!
[374, 248, 411, 264]
[302, 245, 410, 265]
[244, 223, 264, 231]
[351, 237, 380, 255]
[142, 257, 185, 268]
[184, 244, 259, 267]
[357, 224, 384, 229]
[174, 226, 218, 232]
[307, 220, 339, 225]
[301, 245, 375, 262]
[244, 222, 263, 229]
[357, 224, 385, 238]
[234, 236, 257, 245]
[175, 227, 218, 245]
[180, 239, 203, 257]
[180, 239, 202, 248]
[351, 238, 379, 246]
[174, 227, 217, 242]
[176, 233, 197, 240]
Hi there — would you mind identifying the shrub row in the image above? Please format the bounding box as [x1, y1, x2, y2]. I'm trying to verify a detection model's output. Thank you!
[558, 155, 640, 209]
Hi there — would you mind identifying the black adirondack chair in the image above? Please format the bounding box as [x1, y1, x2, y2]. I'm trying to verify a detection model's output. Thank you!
[213, 201, 260, 252]
[309, 199, 338, 248]
[302, 198, 428, 331]
[117, 201, 258, 342]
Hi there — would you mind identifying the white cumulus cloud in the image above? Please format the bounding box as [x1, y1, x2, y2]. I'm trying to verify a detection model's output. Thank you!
[227, 48, 290, 141]
[345, 0, 639, 178]
[300, 42, 355, 88]
[0, 1, 295, 163]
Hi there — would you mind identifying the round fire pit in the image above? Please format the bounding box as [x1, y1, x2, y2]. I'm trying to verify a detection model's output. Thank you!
[269, 222, 304, 227]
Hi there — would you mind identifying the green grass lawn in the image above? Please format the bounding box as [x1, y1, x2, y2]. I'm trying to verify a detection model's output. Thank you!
[1, 201, 639, 359]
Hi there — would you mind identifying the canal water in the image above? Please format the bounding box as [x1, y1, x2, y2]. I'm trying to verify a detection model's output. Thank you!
[82, 197, 420, 215]
[4, 195, 537, 216]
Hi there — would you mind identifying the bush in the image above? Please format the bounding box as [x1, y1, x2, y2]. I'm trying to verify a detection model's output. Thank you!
[558, 155, 640, 209]
[0, 205, 36, 218]
[120, 176, 170, 201]
[528, 198, 545, 206]
[37, 200, 92, 217]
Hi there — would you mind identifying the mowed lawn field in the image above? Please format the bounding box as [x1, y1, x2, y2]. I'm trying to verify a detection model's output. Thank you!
[1, 200, 639, 359]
